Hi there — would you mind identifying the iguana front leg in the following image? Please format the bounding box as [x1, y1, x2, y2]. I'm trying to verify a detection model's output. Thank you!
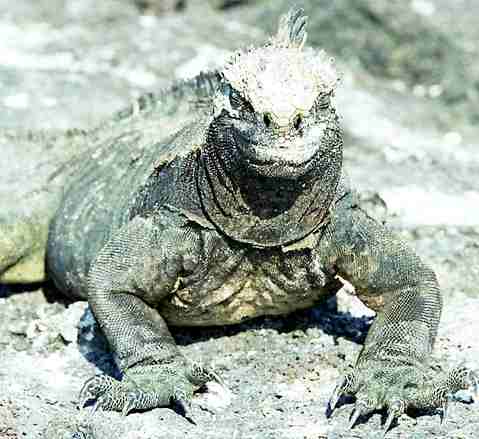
[316, 193, 477, 434]
[79, 215, 220, 416]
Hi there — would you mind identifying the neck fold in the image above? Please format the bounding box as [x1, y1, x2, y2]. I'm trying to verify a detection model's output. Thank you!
[196, 146, 342, 248]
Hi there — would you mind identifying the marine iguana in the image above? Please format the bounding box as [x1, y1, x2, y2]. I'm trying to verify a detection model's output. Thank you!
[0, 8, 476, 435]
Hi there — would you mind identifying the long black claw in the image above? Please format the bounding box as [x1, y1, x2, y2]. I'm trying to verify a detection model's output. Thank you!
[90, 396, 105, 416]
[79, 377, 102, 410]
[382, 400, 405, 437]
[122, 391, 140, 417]
[328, 374, 351, 416]
[348, 407, 362, 430]
[328, 372, 359, 417]
[172, 386, 193, 418]
[382, 411, 396, 438]
[328, 386, 343, 416]
[78, 375, 112, 408]
[79, 394, 92, 410]
[209, 368, 228, 390]
[78, 377, 96, 405]
[175, 398, 196, 424]
[177, 398, 191, 413]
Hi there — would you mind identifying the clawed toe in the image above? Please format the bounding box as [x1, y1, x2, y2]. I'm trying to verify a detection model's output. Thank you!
[171, 388, 194, 421]
[326, 364, 477, 436]
[91, 395, 111, 415]
[77, 360, 225, 418]
[79, 374, 179, 416]
[348, 396, 376, 429]
[382, 400, 406, 437]
[327, 371, 358, 416]
[79, 375, 117, 410]
[79, 375, 129, 413]
[122, 391, 142, 417]
[348, 405, 364, 430]
[185, 360, 227, 389]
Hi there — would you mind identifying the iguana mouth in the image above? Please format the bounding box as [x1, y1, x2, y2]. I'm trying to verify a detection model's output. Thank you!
[240, 140, 318, 167]
[234, 120, 329, 176]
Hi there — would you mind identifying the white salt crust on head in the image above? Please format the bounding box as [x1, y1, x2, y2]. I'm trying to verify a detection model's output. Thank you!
[222, 46, 339, 126]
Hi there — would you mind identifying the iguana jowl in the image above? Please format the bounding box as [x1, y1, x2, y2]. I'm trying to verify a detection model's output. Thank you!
[1, 8, 476, 435]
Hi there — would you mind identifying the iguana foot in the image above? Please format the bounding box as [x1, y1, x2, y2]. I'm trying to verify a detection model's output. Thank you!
[328, 363, 477, 436]
[79, 359, 223, 417]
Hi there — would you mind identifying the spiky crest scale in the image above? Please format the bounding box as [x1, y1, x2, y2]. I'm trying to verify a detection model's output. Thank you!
[271, 7, 308, 50]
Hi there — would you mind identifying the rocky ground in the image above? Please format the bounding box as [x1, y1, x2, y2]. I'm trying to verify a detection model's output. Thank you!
[0, 1, 478, 438]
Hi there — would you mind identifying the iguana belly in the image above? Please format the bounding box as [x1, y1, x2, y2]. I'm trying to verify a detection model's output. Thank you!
[160, 246, 332, 326]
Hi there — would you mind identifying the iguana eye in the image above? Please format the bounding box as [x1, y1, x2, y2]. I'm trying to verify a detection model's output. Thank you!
[229, 90, 244, 108]
[228, 87, 254, 113]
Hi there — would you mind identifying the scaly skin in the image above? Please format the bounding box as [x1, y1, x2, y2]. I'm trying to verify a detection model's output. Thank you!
[1, 8, 476, 436]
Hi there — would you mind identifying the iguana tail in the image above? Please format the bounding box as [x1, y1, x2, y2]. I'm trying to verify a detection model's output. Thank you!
[0, 213, 50, 283]
[0, 128, 88, 283]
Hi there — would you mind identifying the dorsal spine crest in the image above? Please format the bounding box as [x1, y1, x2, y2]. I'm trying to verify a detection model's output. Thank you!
[271, 7, 308, 50]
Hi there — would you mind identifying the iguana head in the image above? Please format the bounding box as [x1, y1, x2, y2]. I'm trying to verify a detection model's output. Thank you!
[210, 8, 341, 179]
[199, 8, 343, 247]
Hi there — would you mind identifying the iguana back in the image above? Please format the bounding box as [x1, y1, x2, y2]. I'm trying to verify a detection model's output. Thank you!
[0, 72, 220, 286]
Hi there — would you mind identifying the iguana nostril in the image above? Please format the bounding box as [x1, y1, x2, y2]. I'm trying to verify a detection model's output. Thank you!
[293, 114, 302, 130]
[263, 113, 272, 128]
